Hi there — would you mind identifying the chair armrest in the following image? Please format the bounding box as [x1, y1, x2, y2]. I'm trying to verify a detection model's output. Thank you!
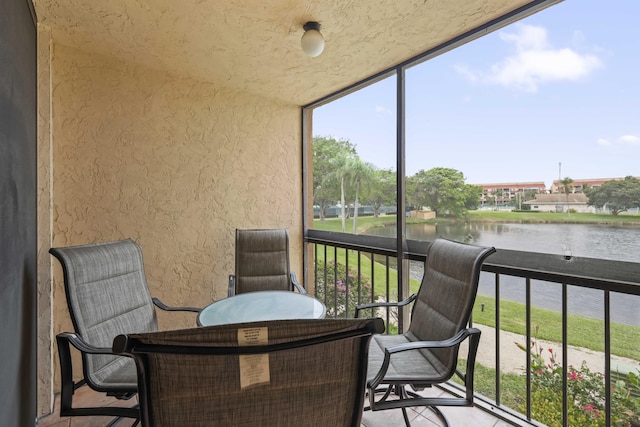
[228, 275, 236, 297]
[290, 272, 307, 294]
[386, 328, 480, 354]
[355, 293, 417, 318]
[56, 332, 123, 409]
[368, 328, 481, 389]
[57, 332, 113, 354]
[152, 297, 201, 313]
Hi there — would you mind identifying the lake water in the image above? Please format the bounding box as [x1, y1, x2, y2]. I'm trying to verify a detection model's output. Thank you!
[365, 222, 640, 327]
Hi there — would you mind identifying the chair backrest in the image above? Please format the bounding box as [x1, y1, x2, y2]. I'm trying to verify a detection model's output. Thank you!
[234, 228, 292, 294]
[407, 238, 495, 372]
[50, 238, 158, 388]
[113, 318, 384, 427]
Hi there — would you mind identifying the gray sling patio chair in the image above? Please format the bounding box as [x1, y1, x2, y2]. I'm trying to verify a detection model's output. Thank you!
[50, 238, 201, 426]
[112, 317, 385, 427]
[228, 228, 306, 296]
[356, 237, 496, 427]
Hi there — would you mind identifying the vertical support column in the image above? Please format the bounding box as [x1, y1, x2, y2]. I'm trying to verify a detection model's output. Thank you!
[301, 107, 315, 295]
[396, 66, 410, 333]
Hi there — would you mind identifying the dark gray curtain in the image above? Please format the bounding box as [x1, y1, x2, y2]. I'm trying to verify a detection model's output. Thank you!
[0, 0, 38, 425]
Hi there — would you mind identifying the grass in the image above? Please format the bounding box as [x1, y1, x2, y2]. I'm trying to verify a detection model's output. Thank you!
[456, 361, 525, 408]
[472, 295, 640, 360]
[466, 210, 640, 224]
[316, 244, 421, 299]
[311, 214, 425, 233]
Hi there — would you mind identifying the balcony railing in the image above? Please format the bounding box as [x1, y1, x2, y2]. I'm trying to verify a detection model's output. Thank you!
[305, 229, 640, 427]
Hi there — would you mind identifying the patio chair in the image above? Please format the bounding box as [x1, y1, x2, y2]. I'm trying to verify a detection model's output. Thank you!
[112, 317, 385, 427]
[50, 238, 201, 426]
[228, 228, 306, 296]
[356, 237, 496, 426]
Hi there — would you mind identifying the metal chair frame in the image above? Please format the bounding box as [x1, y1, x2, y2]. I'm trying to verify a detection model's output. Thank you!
[356, 238, 495, 426]
[51, 239, 201, 425]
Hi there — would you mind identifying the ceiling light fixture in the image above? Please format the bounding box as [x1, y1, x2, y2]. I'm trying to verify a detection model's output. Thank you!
[301, 21, 325, 57]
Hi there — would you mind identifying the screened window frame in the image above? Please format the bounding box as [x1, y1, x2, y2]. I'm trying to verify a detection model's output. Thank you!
[301, 0, 563, 315]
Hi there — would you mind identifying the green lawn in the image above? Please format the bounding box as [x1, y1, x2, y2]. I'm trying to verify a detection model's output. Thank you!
[472, 295, 640, 360]
[466, 210, 640, 224]
[312, 215, 426, 234]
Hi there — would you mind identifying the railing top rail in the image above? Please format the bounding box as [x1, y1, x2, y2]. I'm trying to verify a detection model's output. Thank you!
[484, 248, 640, 295]
[306, 230, 399, 257]
[305, 229, 640, 296]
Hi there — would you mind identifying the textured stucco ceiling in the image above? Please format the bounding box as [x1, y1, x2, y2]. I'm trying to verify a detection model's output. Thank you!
[33, 0, 551, 106]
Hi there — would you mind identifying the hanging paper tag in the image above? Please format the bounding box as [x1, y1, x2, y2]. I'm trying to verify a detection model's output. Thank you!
[238, 327, 270, 389]
[239, 353, 270, 389]
[238, 327, 268, 346]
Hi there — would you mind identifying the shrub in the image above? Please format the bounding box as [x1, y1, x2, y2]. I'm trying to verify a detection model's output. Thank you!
[516, 326, 640, 426]
[314, 259, 373, 318]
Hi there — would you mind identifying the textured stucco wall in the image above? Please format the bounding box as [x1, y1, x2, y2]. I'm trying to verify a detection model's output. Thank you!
[46, 42, 303, 397]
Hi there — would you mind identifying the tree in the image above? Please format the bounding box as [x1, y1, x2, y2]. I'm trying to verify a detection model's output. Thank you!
[324, 150, 352, 232]
[312, 137, 356, 220]
[560, 177, 574, 213]
[365, 168, 396, 217]
[463, 185, 482, 211]
[586, 176, 640, 216]
[407, 167, 479, 218]
[345, 158, 374, 234]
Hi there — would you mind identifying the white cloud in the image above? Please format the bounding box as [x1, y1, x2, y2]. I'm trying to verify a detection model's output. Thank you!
[453, 64, 477, 83]
[456, 24, 602, 93]
[375, 105, 393, 116]
[618, 135, 640, 144]
[596, 135, 640, 146]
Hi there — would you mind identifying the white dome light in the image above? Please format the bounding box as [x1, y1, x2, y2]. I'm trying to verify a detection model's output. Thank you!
[301, 22, 325, 57]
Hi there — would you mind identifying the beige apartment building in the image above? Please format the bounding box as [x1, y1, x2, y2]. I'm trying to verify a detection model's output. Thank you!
[476, 181, 547, 206]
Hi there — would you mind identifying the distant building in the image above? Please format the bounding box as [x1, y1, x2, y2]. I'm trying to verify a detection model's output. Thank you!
[523, 193, 594, 213]
[550, 177, 640, 193]
[474, 182, 547, 206]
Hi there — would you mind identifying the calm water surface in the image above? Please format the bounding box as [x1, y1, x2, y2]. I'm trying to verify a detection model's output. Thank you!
[366, 222, 640, 327]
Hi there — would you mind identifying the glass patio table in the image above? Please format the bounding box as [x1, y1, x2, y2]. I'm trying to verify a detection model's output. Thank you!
[197, 290, 326, 326]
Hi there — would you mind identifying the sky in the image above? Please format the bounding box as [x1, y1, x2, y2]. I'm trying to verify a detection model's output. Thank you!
[313, 0, 640, 189]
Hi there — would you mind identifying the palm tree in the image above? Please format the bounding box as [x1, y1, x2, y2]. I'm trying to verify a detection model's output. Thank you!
[346, 158, 374, 234]
[325, 152, 351, 232]
[560, 177, 574, 213]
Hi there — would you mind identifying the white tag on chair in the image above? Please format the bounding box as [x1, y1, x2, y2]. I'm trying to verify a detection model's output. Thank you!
[238, 327, 270, 389]
[238, 327, 268, 346]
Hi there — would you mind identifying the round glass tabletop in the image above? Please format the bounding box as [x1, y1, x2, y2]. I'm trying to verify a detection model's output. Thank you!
[197, 290, 326, 326]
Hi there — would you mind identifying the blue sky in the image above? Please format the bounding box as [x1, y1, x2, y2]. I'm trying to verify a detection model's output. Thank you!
[313, 0, 639, 188]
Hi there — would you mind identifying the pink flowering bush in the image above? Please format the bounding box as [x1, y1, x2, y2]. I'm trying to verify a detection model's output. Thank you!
[516, 326, 640, 426]
[314, 259, 373, 318]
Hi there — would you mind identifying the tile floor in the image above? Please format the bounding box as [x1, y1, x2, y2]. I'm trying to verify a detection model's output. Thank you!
[37, 385, 514, 427]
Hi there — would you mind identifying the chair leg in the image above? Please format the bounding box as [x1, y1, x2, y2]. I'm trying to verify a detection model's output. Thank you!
[106, 416, 141, 427]
[401, 407, 412, 426]
[396, 386, 412, 427]
[400, 386, 451, 427]
[369, 384, 452, 427]
[106, 417, 123, 427]
[425, 406, 450, 427]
